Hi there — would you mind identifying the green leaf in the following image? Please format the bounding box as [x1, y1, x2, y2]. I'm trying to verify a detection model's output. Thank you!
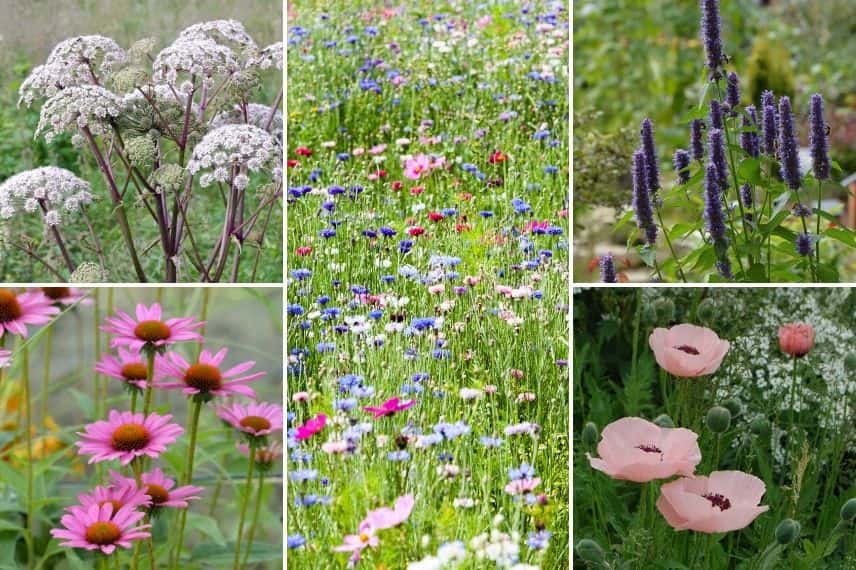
[823, 228, 856, 248]
[189, 542, 282, 564]
[185, 512, 227, 547]
[738, 158, 762, 185]
[637, 244, 656, 268]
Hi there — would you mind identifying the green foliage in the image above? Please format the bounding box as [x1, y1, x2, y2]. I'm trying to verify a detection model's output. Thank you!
[744, 36, 796, 106]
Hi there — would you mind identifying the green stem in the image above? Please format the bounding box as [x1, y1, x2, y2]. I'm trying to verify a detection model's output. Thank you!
[22, 346, 34, 570]
[141, 350, 156, 416]
[241, 469, 266, 567]
[233, 446, 257, 570]
[40, 325, 52, 425]
[655, 206, 688, 282]
[815, 179, 822, 270]
[170, 398, 203, 570]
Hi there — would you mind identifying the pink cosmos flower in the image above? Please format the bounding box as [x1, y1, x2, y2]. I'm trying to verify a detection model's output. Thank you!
[40, 287, 91, 306]
[649, 324, 730, 377]
[217, 401, 283, 438]
[156, 348, 265, 399]
[76, 410, 184, 465]
[778, 322, 814, 358]
[0, 288, 60, 338]
[403, 154, 432, 179]
[363, 397, 415, 419]
[657, 470, 770, 533]
[333, 522, 379, 558]
[76, 483, 152, 513]
[295, 414, 327, 441]
[50, 503, 151, 555]
[587, 417, 701, 482]
[504, 478, 541, 495]
[102, 303, 204, 351]
[362, 494, 415, 531]
[111, 468, 202, 510]
[95, 347, 162, 390]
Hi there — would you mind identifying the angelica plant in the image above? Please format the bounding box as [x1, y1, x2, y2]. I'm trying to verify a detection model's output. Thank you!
[11, 20, 282, 282]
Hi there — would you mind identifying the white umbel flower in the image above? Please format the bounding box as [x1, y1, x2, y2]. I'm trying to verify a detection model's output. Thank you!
[250, 42, 283, 71]
[178, 20, 257, 49]
[19, 35, 126, 106]
[210, 103, 283, 142]
[0, 167, 93, 225]
[35, 85, 124, 142]
[188, 124, 280, 188]
[152, 36, 240, 87]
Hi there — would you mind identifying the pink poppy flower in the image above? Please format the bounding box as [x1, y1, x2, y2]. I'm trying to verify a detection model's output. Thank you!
[217, 401, 283, 438]
[363, 397, 415, 419]
[75, 410, 184, 465]
[403, 154, 432, 179]
[156, 347, 265, 399]
[50, 503, 151, 554]
[295, 414, 327, 441]
[778, 322, 814, 358]
[0, 288, 60, 338]
[95, 347, 162, 390]
[102, 303, 204, 351]
[40, 287, 91, 306]
[504, 478, 541, 495]
[649, 324, 730, 377]
[656, 470, 769, 533]
[111, 468, 202, 510]
[587, 417, 701, 482]
[361, 494, 415, 531]
[76, 483, 152, 513]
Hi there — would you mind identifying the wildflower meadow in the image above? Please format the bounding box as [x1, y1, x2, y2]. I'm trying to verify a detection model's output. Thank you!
[286, 1, 569, 568]
[0, 287, 283, 569]
[573, 288, 856, 568]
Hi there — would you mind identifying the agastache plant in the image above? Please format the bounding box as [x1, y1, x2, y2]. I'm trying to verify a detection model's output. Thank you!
[611, 0, 850, 283]
[12, 21, 283, 283]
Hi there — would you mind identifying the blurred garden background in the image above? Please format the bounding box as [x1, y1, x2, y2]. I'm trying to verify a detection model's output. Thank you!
[574, 0, 856, 282]
[0, 0, 282, 282]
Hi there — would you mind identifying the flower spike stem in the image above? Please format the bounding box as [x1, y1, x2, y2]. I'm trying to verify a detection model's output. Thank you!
[233, 445, 257, 569]
[170, 398, 203, 569]
[241, 467, 267, 567]
[815, 180, 822, 269]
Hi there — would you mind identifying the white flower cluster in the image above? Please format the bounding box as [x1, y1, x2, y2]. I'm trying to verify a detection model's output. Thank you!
[123, 83, 191, 108]
[210, 103, 282, 142]
[0, 167, 93, 226]
[19, 35, 126, 106]
[408, 541, 467, 570]
[250, 42, 283, 71]
[152, 36, 240, 88]
[35, 85, 124, 142]
[178, 19, 257, 48]
[188, 124, 280, 189]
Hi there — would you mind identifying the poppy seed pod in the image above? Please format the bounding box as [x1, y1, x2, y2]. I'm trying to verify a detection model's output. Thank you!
[581, 422, 599, 446]
[706, 406, 731, 433]
[775, 519, 801, 544]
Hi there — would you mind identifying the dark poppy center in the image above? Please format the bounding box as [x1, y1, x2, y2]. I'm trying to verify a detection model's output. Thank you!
[674, 345, 700, 355]
[145, 484, 169, 505]
[111, 423, 150, 451]
[120, 362, 149, 381]
[184, 363, 223, 392]
[703, 492, 732, 511]
[85, 521, 121, 545]
[636, 444, 662, 453]
[133, 320, 171, 342]
[0, 289, 23, 323]
[239, 415, 271, 433]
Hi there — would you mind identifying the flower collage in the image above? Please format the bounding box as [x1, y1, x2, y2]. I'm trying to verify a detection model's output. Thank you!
[2, 0, 856, 569]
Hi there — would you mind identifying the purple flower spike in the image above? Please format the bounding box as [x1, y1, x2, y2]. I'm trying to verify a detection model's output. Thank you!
[700, 0, 724, 74]
[690, 119, 705, 161]
[709, 99, 724, 130]
[740, 105, 760, 158]
[796, 233, 813, 256]
[778, 96, 801, 190]
[599, 253, 618, 283]
[726, 72, 740, 111]
[632, 149, 657, 245]
[708, 128, 728, 190]
[762, 103, 778, 157]
[809, 93, 830, 181]
[739, 184, 752, 208]
[640, 119, 660, 192]
[704, 162, 726, 242]
[674, 149, 691, 185]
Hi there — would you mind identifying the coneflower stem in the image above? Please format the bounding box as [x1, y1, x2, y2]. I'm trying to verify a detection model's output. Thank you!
[40, 325, 52, 425]
[233, 446, 257, 570]
[241, 468, 266, 567]
[171, 398, 203, 570]
[141, 350, 156, 416]
[22, 345, 34, 570]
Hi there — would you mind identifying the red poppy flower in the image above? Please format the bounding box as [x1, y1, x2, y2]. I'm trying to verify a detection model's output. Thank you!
[391, 181, 403, 191]
[295, 247, 313, 256]
[407, 226, 426, 237]
[295, 146, 313, 157]
[488, 150, 507, 164]
[428, 211, 444, 222]
[287, 159, 299, 168]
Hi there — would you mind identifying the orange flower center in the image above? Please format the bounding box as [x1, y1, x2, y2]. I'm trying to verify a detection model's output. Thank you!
[111, 423, 150, 451]
[121, 362, 149, 381]
[41, 287, 70, 300]
[85, 521, 121, 545]
[239, 415, 271, 433]
[702, 493, 731, 511]
[133, 320, 171, 342]
[0, 289, 23, 323]
[359, 533, 371, 543]
[145, 484, 169, 505]
[674, 345, 700, 355]
[98, 499, 124, 515]
[184, 363, 223, 392]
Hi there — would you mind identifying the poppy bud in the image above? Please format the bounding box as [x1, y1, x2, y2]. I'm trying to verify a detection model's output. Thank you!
[778, 322, 814, 358]
[841, 498, 856, 522]
[653, 414, 674, 428]
[750, 417, 770, 438]
[575, 539, 605, 564]
[844, 352, 856, 372]
[581, 422, 599, 446]
[722, 398, 741, 418]
[706, 406, 731, 433]
[696, 298, 716, 322]
[775, 519, 801, 544]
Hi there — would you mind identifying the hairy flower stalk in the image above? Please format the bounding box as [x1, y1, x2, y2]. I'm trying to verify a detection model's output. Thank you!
[700, 0, 724, 75]
[690, 119, 705, 162]
[640, 119, 660, 192]
[631, 150, 657, 245]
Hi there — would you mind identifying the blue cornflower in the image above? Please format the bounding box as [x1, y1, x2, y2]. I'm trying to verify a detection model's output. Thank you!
[527, 530, 551, 550]
[287, 535, 306, 549]
[291, 269, 312, 280]
[511, 198, 531, 214]
[387, 451, 410, 461]
[289, 469, 318, 483]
